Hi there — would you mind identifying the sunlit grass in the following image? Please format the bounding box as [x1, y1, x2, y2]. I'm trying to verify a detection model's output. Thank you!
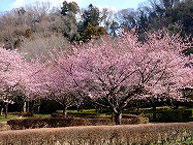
[33, 114, 51, 118]
[0, 113, 51, 123]
[57, 109, 111, 118]
[0, 114, 18, 123]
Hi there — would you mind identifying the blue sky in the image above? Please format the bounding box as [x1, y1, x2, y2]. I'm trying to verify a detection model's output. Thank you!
[0, 0, 148, 12]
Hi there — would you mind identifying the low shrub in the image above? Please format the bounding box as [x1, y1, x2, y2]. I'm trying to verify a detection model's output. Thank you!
[21, 112, 33, 117]
[141, 109, 192, 122]
[50, 113, 62, 118]
[7, 114, 148, 130]
[1, 123, 193, 145]
[156, 109, 192, 122]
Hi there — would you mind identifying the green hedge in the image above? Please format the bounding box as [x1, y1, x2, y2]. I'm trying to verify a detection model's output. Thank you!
[141, 109, 192, 122]
[7, 115, 148, 130]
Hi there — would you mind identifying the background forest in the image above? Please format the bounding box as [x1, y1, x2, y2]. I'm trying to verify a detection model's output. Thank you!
[1, 0, 193, 51]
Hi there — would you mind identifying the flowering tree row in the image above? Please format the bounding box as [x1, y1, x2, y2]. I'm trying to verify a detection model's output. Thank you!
[0, 47, 43, 117]
[0, 30, 193, 124]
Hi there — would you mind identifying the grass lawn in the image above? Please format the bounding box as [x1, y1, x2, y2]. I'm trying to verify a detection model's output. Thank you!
[0, 113, 51, 123]
[33, 114, 51, 118]
[0, 114, 18, 123]
[57, 109, 111, 118]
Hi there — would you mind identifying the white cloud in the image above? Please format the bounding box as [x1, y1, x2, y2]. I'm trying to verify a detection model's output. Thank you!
[11, 0, 82, 9]
[96, 5, 118, 12]
[66, 0, 82, 2]
[12, 0, 25, 8]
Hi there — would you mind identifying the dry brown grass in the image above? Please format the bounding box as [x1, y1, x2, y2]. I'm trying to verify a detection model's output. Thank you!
[0, 122, 193, 145]
[19, 33, 69, 61]
[0, 123, 10, 131]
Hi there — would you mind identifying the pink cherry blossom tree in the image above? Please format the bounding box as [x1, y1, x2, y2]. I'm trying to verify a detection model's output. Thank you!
[0, 47, 25, 117]
[21, 48, 79, 117]
[42, 51, 79, 117]
[0, 47, 46, 115]
[64, 31, 193, 124]
[18, 60, 47, 113]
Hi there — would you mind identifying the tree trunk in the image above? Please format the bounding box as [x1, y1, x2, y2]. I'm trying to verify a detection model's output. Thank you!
[136, 107, 140, 113]
[111, 112, 115, 123]
[5, 103, 8, 118]
[95, 106, 102, 113]
[63, 106, 67, 118]
[151, 98, 157, 121]
[23, 101, 27, 112]
[31, 100, 35, 114]
[27, 100, 30, 112]
[152, 105, 156, 121]
[0, 103, 4, 116]
[0, 107, 3, 116]
[36, 99, 41, 114]
[114, 112, 122, 125]
[77, 105, 83, 112]
[37, 106, 40, 114]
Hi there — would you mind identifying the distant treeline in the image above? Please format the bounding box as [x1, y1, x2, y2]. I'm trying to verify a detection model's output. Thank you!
[0, 0, 193, 50]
